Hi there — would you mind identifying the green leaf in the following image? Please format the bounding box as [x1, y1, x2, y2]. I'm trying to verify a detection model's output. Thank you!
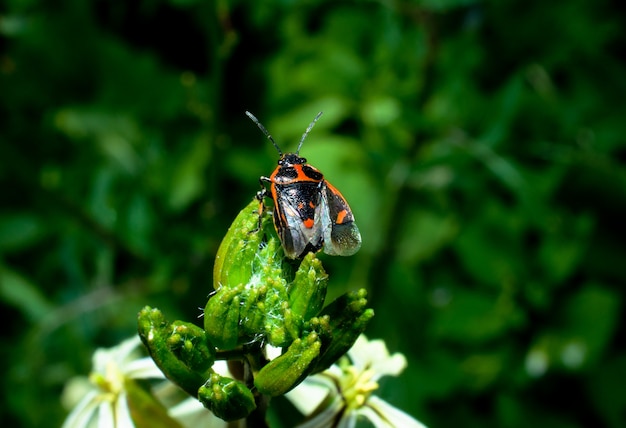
[430, 289, 523, 344]
[125, 378, 184, 428]
[0, 214, 45, 252]
[0, 265, 53, 323]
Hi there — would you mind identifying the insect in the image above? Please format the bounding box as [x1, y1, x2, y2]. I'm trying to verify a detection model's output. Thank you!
[245, 110, 361, 259]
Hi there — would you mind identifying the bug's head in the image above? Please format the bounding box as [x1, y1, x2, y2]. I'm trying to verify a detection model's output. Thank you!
[278, 153, 307, 167]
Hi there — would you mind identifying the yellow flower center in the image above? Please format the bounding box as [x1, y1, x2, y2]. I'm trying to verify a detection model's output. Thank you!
[89, 361, 125, 402]
[340, 365, 379, 411]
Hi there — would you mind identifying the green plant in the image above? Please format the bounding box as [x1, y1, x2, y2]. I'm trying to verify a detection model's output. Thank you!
[138, 199, 374, 424]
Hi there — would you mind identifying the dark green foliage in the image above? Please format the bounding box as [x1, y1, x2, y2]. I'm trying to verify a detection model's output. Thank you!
[1, 0, 625, 426]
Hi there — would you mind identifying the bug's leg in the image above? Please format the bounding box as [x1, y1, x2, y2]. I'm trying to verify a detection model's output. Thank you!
[251, 177, 271, 234]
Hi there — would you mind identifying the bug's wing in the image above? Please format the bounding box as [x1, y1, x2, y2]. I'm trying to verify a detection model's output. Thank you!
[320, 181, 361, 256]
[273, 183, 324, 259]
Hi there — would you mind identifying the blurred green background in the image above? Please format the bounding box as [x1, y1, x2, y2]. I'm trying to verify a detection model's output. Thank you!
[2, 0, 626, 426]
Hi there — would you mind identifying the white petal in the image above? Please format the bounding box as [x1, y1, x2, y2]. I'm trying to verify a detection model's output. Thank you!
[365, 396, 427, 428]
[115, 336, 143, 359]
[97, 401, 114, 428]
[92, 348, 113, 374]
[93, 337, 142, 372]
[297, 395, 344, 428]
[346, 334, 374, 369]
[123, 357, 165, 379]
[336, 412, 356, 428]
[371, 352, 407, 380]
[211, 360, 232, 377]
[323, 363, 344, 380]
[265, 344, 283, 361]
[61, 390, 99, 428]
[286, 375, 335, 415]
[346, 335, 407, 379]
[357, 406, 392, 428]
[114, 392, 135, 428]
[62, 377, 95, 412]
[171, 400, 227, 428]
[168, 396, 206, 418]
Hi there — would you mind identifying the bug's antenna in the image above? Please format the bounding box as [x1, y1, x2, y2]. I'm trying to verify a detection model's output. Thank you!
[245, 111, 282, 156]
[296, 111, 323, 154]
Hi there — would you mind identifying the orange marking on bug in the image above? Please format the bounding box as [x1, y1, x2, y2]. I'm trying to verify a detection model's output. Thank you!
[309, 201, 316, 209]
[286, 165, 321, 182]
[294, 166, 307, 179]
[303, 218, 315, 228]
[336, 209, 348, 224]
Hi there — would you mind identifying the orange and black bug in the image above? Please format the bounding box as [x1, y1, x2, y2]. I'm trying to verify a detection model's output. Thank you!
[246, 111, 361, 259]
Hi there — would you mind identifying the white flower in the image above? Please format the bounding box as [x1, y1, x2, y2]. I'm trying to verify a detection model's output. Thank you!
[61, 336, 224, 428]
[286, 335, 427, 428]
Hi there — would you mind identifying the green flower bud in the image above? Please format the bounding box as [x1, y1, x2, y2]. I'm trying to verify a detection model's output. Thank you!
[289, 252, 328, 325]
[204, 284, 244, 349]
[137, 306, 214, 397]
[254, 331, 322, 396]
[262, 292, 292, 347]
[198, 372, 256, 422]
[168, 320, 215, 373]
[205, 199, 332, 350]
[312, 289, 375, 373]
[206, 200, 290, 348]
[212, 202, 265, 291]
